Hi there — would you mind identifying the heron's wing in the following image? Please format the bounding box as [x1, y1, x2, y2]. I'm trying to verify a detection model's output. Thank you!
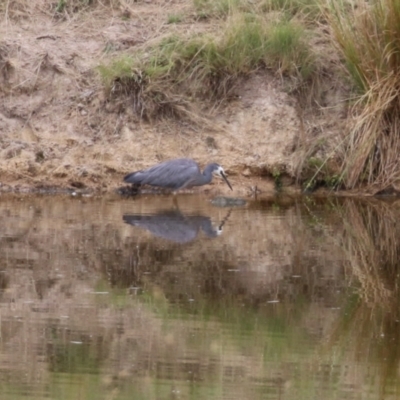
[141, 159, 200, 189]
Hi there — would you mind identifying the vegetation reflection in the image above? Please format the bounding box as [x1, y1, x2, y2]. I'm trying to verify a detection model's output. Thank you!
[0, 196, 399, 399]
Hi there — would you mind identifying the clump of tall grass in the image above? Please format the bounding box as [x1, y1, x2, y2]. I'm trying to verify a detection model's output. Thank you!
[328, 0, 400, 190]
[265, 19, 314, 78]
[98, 14, 315, 119]
[98, 52, 188, 119]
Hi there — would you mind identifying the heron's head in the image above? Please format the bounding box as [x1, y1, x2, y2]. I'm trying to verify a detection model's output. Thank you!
[215, 226, 223, 236]
[212, 164, 233, 191]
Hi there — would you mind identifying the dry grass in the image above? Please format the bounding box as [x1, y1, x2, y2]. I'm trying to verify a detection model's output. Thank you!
[193, 0, 323, 21]
[0, 0, 136, 23]
[328, 0, 400, 191]
[1, 0, 35, 20]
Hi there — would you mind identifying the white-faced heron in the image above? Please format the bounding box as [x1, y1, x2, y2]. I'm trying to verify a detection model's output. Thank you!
[123, 158, 233, 191]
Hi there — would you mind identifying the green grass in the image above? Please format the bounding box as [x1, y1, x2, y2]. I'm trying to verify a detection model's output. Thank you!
[167, 14, 183, 24]
[265, 19, 314, 78]
[98, 14, 315, 117]
[220, 14, 268, 73]
[97, 56, 138, 90]
[55, 0, 67, 13]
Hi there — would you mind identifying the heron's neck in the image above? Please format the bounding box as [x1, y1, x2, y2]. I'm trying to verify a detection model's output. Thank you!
[202, 165, 214, 183]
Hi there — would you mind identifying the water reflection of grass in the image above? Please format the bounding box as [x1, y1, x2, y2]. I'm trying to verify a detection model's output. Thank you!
[124, 291, 344, 399]
[49, 373, 103, 400]
[341, 200, 399, 304]
[82, 276, 329, 398]
[136, 280, 321, 363]
[314, 198, 400, 397]
[49, 341, 102, 374]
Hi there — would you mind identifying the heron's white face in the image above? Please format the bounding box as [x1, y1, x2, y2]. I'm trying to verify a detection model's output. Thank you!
[212, 165, 233, 190]
[213, 166, 225, 178]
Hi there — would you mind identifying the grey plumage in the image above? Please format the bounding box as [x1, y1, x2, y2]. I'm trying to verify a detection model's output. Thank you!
[124, 158, 232, 191]
[123, 211, 221, 243]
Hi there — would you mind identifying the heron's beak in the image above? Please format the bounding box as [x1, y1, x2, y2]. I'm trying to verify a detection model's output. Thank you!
[220, 171, 233, 191]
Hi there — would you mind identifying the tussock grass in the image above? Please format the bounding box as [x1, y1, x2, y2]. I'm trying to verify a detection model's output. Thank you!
[265, 19, 314, 78]
[328, 0, 400, 190]
[98, 13, 315, 119]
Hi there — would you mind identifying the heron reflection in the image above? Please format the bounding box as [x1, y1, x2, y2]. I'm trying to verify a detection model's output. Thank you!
[123, 209, 231, 244]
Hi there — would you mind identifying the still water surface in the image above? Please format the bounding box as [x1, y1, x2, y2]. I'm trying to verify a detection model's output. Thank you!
[0, 193, 399, 400]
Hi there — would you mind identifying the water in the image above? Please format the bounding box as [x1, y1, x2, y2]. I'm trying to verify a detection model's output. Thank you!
[0, 193, 399, 400]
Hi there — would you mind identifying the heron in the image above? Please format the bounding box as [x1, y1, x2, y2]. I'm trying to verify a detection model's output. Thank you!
[123, 158, 233, 191]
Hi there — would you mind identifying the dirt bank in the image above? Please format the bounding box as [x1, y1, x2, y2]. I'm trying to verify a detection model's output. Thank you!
[0, 0, 347, 196]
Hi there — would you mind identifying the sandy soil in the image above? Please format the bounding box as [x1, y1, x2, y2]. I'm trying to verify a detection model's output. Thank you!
[0, 0, 347, 196]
